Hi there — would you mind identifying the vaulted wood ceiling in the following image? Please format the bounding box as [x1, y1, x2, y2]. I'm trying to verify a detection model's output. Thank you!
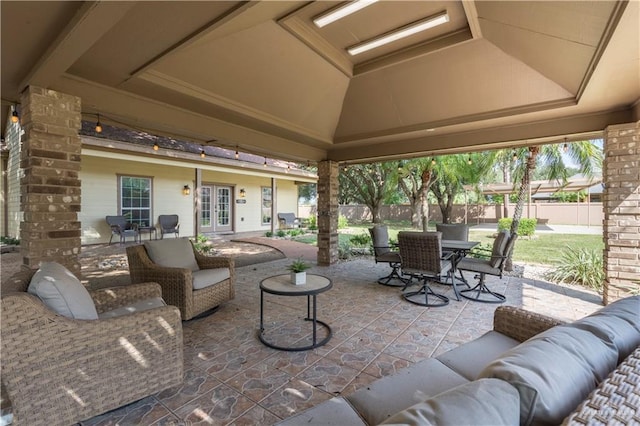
[2, 1, 638, 163]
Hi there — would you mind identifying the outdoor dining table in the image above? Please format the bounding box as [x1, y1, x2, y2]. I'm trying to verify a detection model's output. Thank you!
[441, 240, 479, 300]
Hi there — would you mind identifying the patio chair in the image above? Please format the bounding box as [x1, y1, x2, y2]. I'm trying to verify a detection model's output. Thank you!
[278, 213, 300, 229]
[436, 223, 470, 242]
[398, 231, 452, 307]
[0, 266, 183, 426]
[158, 214, 180, 239]
[457, 230, 517, 303]
[126, 237, 235, 320]
[368, 225, 408, 287]
[105, 215, 139, 245]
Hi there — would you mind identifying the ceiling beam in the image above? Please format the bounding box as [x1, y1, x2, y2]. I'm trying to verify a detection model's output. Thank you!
[19, 1, 135, 92]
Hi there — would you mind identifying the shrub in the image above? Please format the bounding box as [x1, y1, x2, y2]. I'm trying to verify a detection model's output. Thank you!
[545, 246, 604, 292]
[338, 240, 352, 260]
[349, 233, 371, 247]
[0, 236, 20, 245]
[338, 214, 349, 229]
[498, 218, 537, 236]
[192, 234, 214, 254]
[265, 231, 273, 237]
[276, 230, 286, 238]
[307, 215, 317, 230]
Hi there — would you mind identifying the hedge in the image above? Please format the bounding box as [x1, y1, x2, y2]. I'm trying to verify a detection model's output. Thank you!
[497, 218, 537, 236]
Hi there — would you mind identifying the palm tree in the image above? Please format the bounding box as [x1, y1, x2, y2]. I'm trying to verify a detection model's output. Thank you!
[506, 140, 602, 269]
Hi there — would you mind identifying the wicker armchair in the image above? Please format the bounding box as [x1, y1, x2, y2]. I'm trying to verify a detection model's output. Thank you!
[126, 241, 235, 320]
[0, 269, 184, 426]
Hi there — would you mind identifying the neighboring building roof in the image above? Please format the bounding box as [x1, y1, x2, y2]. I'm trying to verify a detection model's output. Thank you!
[468, 176, 603, 196]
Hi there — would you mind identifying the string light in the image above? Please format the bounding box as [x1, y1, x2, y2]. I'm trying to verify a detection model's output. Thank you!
[431, 158, 436, 166]
[467, 157, 473, 165]
[95, 114, 102, 133]
[563, 137, 569, 153]
[11, 110, 19, 124]
[153, 142, 159, 151]
[286, 164, 290, 173]
[512, 151, 518, 161]
[263, 157, 267, 167]
[235, 146, 239, 160]
[200, 149, 206, 158]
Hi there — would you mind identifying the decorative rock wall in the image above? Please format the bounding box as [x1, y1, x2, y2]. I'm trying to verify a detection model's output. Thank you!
[603, 121, 640, 304]
[317, 160, 339, 265]
[19, 87, 82, 277]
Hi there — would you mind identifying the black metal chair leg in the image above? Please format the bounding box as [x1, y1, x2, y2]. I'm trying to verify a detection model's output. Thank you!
[377, 263, 410, 287]
[403, 278, 449, 307]
[459, 274, 505, 304]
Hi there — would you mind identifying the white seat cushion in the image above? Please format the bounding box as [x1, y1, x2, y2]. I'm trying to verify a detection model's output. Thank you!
[192, 268, 231, 290]
[144, 238, 199, 272]
[28, 262, 98, 320]
[98, 297, 166, 319]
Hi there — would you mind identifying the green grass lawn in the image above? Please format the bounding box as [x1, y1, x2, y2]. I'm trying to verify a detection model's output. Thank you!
[292, 223, 604, 267]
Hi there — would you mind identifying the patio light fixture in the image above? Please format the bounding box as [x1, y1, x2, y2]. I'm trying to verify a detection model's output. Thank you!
[182, 185, 191, 196]
[200, 149, 206, 158]
[467, 157, 473, 165]
[235, 146, 239, 160]
[313, 0, 378, 28]
[153, 142, 159, 151]
[431, 158, 436, 166]
[95, 114, 102, 133]
[563, 137, 569, 152]
[347, 12, 449, 56]
[11, 109, 19, 123]
[263, 157, 268, 167]
[512, 151, 518, 161]
[239, 188, 246, 198]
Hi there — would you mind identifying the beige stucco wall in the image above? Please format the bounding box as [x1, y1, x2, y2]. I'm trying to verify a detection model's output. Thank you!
[80, 154, 307, 244]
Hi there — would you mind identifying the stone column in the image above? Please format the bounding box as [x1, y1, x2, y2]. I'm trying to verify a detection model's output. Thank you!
[20, 87, 82, 277]
[603, 121, 640, 304]
[317, 160, 339, 265]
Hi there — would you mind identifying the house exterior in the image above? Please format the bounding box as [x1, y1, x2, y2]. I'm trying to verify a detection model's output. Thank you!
[1, 119, 316, 244]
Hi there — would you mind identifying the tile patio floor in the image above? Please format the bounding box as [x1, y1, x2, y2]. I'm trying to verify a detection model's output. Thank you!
[78, 256, 603, 425]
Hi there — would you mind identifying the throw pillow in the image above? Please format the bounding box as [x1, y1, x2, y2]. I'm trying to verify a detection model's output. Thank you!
[144, 237, 199, 272]
[380, 378, 520, 426]
[28, 262, 98, 320]
[479, 325, 618, 426]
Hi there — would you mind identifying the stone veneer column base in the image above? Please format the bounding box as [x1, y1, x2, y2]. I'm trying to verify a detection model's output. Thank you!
[603, 121, 640, 304]
[19, 87, 82, 277]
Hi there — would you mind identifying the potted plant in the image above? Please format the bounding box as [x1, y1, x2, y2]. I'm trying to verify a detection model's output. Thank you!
[287, 257, 311, 285]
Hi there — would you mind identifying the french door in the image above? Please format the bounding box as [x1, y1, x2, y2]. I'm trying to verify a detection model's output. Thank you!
[200, 185, 233, 233]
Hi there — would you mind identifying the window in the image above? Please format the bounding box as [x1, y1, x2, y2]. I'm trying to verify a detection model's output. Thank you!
[119, 176, 152, 227]
[261, 187, 272, 225]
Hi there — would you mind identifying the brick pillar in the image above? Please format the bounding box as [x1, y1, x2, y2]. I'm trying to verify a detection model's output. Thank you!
[20, 87, 82, 277]
[603, 121, 640, 304]
[317, 160, 339, 265]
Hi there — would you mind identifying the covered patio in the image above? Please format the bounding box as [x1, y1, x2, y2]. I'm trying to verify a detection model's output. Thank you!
[1, 1, 639, 424]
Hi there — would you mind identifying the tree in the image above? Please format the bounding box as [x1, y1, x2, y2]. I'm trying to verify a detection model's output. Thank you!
[397, 158, 435, 229]
[430, 152, 496, 224]
[339, 162, 397, 223]
[506, 140, 602, 269]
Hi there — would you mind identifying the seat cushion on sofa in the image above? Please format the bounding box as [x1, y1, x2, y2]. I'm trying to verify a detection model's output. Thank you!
[274, 397, 366, 426]
[479, 325, 618, 426]
[144, 238, 199, 272]
[569, 296, 640, 363]
[28, 262, 98, 320]
[192, 268, 231, 290]
[436, 330, 521, 380]
[98, 297, 166, 319]
[345, 358, 468, 425]
[380, 378, 520, 426]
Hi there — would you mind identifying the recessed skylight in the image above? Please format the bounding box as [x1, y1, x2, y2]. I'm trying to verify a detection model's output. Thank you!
[347, 12, 449, 56]
[313, 0, 378, 28]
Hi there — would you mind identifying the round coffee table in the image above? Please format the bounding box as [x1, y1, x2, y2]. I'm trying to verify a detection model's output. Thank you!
[259, 274, 332, 351]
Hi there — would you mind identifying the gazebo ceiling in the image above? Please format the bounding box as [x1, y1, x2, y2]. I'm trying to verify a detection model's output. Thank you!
[1, 1, 638, 163]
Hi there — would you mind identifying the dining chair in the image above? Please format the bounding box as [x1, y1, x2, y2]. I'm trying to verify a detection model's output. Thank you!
[398, 231, 451, 307]
[369, 225, 407, 287]
[457, 231, 517, 303]
[436, 223, 470, 242]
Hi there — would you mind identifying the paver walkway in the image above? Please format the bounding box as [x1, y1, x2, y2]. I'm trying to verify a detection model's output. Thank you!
[232, 237, 318, 262]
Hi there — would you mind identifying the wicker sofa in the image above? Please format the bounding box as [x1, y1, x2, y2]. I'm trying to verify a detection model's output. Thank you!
[1, 268, 184, 426]
[277, 296, 640, 426]
[126, 238, 235, 320]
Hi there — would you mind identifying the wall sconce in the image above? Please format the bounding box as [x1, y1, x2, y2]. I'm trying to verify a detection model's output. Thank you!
[239, 188, 246, 198]
[182, 185, 191, 196]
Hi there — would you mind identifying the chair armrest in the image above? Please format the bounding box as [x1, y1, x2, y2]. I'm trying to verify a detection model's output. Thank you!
[90, 282, 163, 314]
[493, 306, 566, 342]
[1, 293, 183, 425]
[194, 252, 235, 270]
